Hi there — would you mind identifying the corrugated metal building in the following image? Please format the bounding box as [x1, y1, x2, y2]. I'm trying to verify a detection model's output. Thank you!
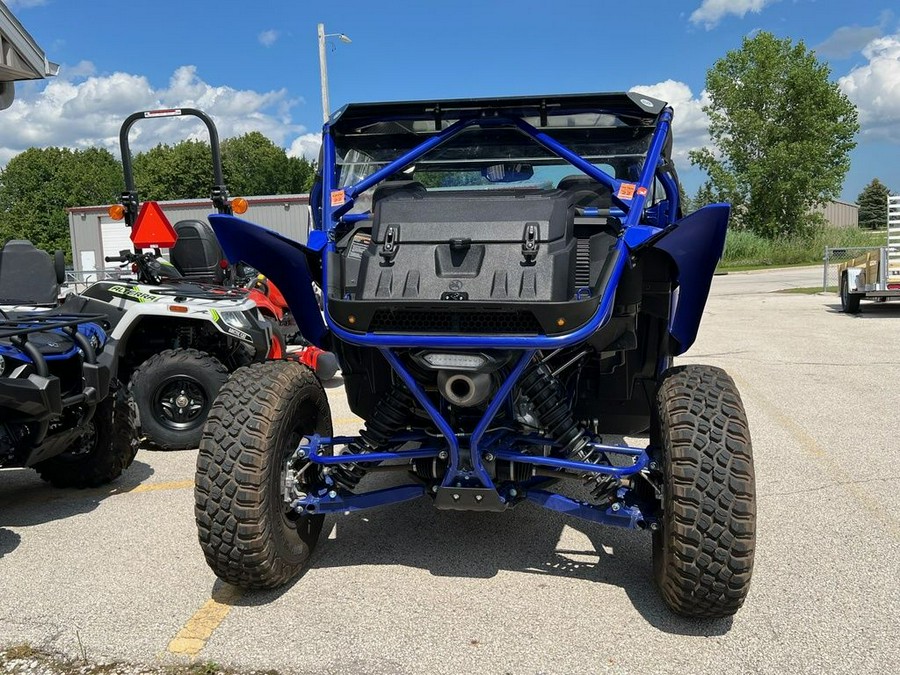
[816, 199, 859, 229]
[67, 194, 310, 272]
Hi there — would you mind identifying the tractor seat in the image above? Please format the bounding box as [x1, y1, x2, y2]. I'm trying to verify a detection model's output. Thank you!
[0, 240, 65, 305]
[169, 220, 226, 284]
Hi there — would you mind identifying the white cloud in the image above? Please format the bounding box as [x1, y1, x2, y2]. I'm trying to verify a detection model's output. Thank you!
[258, 30, 279, 48]
[0, 64, 312, 167]
[629, 80, 711, 164]
[838, 34, 900, 141]
[690, 0, 779, 30]
[288, 133, 321, 161]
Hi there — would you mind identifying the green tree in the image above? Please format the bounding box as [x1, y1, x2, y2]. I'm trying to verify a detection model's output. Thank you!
[222, 132, 293, 196]
[132, 134, 316, 200]
[857, 178, 891, 229]
[0, 147, 121, 257]
[690, 32, 859, 238]
[286, 155, 316, 193]
[132, 140, 213, 201]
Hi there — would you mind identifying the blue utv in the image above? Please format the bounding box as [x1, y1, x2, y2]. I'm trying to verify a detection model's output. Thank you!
[194, 92, 756, 618]
[0, 241, 136, 487]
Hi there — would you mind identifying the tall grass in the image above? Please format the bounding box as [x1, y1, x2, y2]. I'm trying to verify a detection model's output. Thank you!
[720, 227, 883, 268]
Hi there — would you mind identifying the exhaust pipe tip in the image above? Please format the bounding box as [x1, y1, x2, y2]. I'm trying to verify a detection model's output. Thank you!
[438, 371, 492, 407]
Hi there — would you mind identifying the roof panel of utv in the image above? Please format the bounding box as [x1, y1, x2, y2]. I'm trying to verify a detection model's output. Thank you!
[329, 92, 667, 133]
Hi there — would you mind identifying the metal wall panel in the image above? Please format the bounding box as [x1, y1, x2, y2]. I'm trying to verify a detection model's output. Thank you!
[68, 195, 310, 272]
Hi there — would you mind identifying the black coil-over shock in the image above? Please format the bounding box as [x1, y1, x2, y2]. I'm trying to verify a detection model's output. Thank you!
[331, 382, 415, 490]
[518, 362, 617, 502]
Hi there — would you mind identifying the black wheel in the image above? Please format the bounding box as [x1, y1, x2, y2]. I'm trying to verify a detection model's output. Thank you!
[195, 361, 332, 589]
[33, 390, 139, 488]
[651, 365, 756, 618]
[129, 348, 229, 450]
[840, 274, 861, 314]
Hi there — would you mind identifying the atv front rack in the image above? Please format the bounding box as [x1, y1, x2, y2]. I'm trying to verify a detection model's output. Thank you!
[0, 313, 110, 446]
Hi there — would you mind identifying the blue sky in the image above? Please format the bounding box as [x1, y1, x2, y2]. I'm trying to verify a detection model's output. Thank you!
[4, 0, 900, 202]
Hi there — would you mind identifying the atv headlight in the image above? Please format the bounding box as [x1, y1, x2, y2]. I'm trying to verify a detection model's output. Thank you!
[221, 311, 253, 330]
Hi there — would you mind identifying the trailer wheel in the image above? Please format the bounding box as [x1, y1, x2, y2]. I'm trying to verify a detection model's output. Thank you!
[651, 365, 756, 618]
[34, 390, 139, 488]
[840, 273, 861, 314]
[195, 361, 332, 589]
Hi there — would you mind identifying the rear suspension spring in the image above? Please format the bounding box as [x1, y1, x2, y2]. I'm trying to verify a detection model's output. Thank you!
[332, 382, 415, 490]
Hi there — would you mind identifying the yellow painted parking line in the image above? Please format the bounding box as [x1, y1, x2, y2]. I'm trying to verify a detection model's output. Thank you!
[733, 373, 899, 537]
[167, 585, 242, 657]
[333, 416, 364, 426]
[131, 479, 194, 494]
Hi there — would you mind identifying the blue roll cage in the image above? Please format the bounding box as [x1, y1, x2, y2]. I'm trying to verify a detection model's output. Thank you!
[284, 101, 683, 530]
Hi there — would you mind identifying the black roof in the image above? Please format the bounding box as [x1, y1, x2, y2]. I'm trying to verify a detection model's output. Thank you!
[329, 92, 667, 133]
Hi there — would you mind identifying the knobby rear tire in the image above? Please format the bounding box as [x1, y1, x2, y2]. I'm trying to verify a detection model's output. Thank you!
[652, 365, 756, 618]
[194, 361, 332, 589]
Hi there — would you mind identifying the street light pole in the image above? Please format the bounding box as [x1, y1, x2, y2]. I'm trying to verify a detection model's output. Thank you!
[317, 23, 352, 125]
[317, 23, 330, 124]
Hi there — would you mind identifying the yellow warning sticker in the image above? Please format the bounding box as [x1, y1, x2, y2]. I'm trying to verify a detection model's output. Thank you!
[330, 189, 346, 207]
[617, 183, 636, 200]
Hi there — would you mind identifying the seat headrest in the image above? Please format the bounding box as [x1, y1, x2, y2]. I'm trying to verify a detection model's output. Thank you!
[372, 180, 427, 204]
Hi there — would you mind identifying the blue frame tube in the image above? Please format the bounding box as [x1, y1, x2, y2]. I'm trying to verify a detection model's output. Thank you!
[623, 109, 672, 226]
[320, 112, 683, 233]
[466, 350, 535, 486]
[380, 347, 462, 475]
[526, 490, 648, 529]
[492, 448, 648, 478]
[293, 485, 426, 515]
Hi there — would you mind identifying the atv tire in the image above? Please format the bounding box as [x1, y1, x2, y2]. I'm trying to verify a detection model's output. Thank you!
[651, 365, 756, 618]
[840, 273, 861, 314]
[34, 390, 138, 488]
[129, 348, 229, 450]
[195, 361, 333, 589]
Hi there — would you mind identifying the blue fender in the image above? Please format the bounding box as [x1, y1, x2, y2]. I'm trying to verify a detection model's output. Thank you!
[651, 203, 730, 355]
[207, 214, 329, 348]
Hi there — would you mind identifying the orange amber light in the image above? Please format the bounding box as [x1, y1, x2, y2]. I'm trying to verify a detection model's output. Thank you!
[108, 204, 125, 221]
[231, 197, 249, 214]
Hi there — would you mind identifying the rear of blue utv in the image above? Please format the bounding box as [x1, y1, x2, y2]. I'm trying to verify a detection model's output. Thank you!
[193, 92, 755, 618]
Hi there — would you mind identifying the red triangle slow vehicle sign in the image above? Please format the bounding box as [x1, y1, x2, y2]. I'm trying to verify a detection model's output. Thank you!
[130, 201, 178, 249]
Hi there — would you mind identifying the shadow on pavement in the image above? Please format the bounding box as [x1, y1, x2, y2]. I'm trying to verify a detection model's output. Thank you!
[0, 527, 20, 558]
[0, 459, 155, 529]
[825, 301, 900, 315]
[234, 473, 732, 637]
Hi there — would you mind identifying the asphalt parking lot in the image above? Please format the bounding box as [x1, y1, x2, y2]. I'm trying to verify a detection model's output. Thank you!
[2, 266, 898, 674]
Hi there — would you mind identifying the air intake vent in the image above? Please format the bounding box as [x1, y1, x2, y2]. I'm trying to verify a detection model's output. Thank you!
[575, 237, 591, 287]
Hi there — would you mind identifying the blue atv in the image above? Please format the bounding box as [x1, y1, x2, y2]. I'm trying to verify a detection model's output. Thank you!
[194, 93, 755, 618]
[0, 241, 136, 487]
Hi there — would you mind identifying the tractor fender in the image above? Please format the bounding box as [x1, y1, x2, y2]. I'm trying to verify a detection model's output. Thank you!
[208, 214, 328, 348]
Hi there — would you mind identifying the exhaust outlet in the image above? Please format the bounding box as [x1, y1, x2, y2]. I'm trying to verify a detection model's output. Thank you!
[437, 371, 492, 407]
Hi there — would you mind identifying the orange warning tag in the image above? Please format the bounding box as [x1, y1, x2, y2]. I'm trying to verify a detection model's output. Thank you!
[617, 183, 636, 200]
[330, 190, 346, 207]
[636, 186, 648, 197]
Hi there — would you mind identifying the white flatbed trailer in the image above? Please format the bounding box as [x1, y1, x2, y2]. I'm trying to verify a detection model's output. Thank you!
[839, 195, 900, 313]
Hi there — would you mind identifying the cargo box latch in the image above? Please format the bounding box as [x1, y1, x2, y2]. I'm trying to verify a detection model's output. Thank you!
[522, 222, 539, 265]
[380, 225, 399, 263]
